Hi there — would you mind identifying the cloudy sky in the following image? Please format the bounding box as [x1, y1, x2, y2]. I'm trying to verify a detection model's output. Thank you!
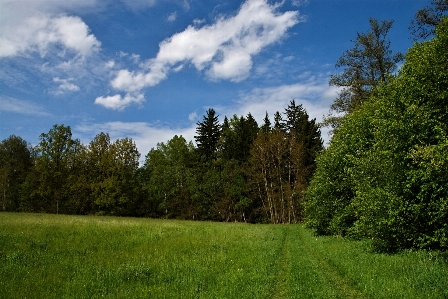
[0, 0, 427, 159]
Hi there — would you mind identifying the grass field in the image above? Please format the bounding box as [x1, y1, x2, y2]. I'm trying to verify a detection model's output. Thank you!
[1, 213, 447, 298]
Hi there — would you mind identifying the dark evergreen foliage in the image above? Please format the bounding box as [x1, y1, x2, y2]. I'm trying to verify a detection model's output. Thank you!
[194, 108, 221, 162]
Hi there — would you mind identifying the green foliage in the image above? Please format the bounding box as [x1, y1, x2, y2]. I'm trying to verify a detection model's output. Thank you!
[219, 113, 258, 163]
[0, 135, 33, 211]
[142, 135, 196, 218]
[86, 133, 141, 216]
[306, 18, 448, 252]
[34, 124, 80, 214]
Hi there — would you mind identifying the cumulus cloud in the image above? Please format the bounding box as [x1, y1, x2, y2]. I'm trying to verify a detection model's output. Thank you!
[94, 93, 145, 110]
[98, 0, 300, 110]
[105, 60, 115, 68]
[0, 13, 100, 58]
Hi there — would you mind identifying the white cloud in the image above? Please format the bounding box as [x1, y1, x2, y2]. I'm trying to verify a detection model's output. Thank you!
[193, 19, 205, 26]
[0, 13, 100, 58]
[183, 0, 190, 11]
[53, 77, 80, 93]
[188, 111, 198, 121]
[131, 54, 141, 64]
[99, 0, 300, 109]
[173, 64, 184, 72]
[105, 60, 115, 68]
[292, 0, 309, 7]
[168, 11, 177, 22]
[0, 96, 51, 116]
[94, 93, 145, 110]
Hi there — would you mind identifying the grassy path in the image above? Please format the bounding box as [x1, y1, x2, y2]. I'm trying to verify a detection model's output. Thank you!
[270, 228, 289, 299]
[293, 228, 367, 299]
[270, 226, 368, 299]
[1, 213, 447, 298]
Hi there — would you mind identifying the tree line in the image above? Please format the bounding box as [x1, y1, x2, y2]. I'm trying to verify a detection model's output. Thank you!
[0, 101, 322, 223]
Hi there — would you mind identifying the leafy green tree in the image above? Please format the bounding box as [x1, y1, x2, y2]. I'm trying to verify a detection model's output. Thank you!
[35, 124, 80, 214]
[89, 133, 141, 216]
[142, 135, 196, 218]
[410, 0, 448, 40]
[305, 18, 448, 252]
[304, 102, 374, 236]
[64, 144, 92, 214]
[195, 108, 221, 162]
[0, 135, 33, 211]
[323, 18, 404, 130]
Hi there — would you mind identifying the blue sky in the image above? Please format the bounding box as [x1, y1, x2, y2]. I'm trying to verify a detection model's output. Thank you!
[0, 0, 427, 159]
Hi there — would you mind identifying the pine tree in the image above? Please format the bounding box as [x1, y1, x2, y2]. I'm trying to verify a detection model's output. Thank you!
[274, 111, 283, 131]
[410, 0, 448, 40]
[261, 111, 271, 134]
[323, 18, 404, 130]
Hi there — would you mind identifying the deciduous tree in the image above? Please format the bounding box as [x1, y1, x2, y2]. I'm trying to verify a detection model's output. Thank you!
[0, 135, 33, 211]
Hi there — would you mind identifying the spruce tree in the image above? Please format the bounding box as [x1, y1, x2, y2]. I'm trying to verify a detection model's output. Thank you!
[261, 111, 271, 134]
[194, 108, 221, 162]
[283, 100, 323, 182]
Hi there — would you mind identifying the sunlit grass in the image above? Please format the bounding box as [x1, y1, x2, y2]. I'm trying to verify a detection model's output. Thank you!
[1, 213, 447, 298]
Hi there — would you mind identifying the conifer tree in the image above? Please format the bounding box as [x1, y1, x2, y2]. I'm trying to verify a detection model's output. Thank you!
[261, 111, 271, 134]
[323, 18, 404, 130]
[194, 108, 221, 162]
[274, 111, 283, 131]
[283, 100, 323, 182]
[410, 0, 448, 40]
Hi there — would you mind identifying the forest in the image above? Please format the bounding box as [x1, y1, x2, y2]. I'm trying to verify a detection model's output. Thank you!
[1, 1, 448, 252]
[0, 100, 322, 224]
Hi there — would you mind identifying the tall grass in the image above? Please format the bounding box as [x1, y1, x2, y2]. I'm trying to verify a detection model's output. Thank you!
[1, 213, 447, 298]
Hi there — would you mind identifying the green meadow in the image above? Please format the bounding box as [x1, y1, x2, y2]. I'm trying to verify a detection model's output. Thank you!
[1, 213, 447, 298]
